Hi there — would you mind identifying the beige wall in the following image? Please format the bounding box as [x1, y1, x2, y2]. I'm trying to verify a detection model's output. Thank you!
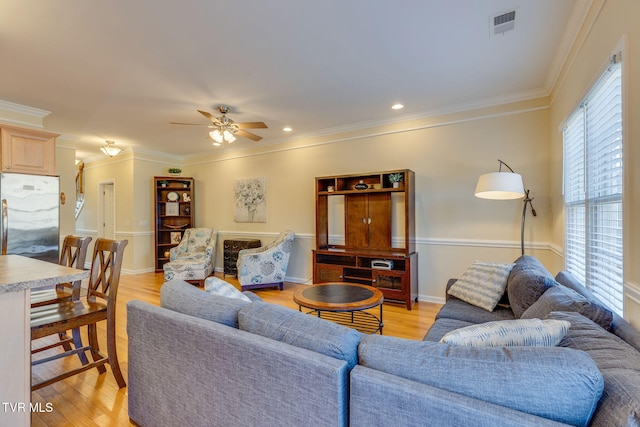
[77, 153, 173, 271]
[178, 99, 554, 301]
[75, 99, 554, 303]
[70, 0, 640, 327]
[549, 0, 640, 327]
[54, 142, 77, 238]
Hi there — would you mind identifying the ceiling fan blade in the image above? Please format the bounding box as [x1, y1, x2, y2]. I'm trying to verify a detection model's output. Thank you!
[236, 121, 268, 129]
[170, 122, 211, 126]
[197, 110, 222, 125]
[236, 129, 263, 141]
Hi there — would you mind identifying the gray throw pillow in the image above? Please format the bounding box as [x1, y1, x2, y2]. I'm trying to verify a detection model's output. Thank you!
[522, 285, 613, 330]
[507, 255, 557, 318]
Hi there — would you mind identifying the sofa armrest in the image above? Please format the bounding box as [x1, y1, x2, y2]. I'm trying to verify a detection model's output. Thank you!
[350, 366, 569, 427]
[445, 278, 457, 299]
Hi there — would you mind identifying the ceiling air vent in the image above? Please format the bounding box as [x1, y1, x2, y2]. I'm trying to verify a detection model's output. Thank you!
[492, 10, 516, 35]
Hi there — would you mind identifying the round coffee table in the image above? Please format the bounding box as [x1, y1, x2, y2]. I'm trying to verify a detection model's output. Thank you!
[293, 282, 384, 334]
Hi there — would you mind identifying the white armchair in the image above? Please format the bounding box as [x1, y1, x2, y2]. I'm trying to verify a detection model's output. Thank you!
[163, 228, 217, 285]
[237, 230, 295, 291]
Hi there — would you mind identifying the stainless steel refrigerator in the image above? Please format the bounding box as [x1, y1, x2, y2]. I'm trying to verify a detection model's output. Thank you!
[1, 173, 60, 263]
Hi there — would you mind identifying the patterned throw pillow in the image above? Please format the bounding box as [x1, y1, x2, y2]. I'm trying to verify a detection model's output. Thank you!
[439, 318, 571, 347]
[447, 261, 515, 311]
[204, 276, 251, 302]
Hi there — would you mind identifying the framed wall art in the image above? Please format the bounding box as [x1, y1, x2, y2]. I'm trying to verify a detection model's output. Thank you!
[234, 177, 266, 223]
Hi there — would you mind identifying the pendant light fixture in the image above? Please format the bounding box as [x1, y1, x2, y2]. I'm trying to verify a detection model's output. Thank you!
[100, 140, 122, 157]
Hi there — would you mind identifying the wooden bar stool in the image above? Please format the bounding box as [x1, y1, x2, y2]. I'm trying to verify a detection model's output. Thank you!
[30, 238, 128, 391]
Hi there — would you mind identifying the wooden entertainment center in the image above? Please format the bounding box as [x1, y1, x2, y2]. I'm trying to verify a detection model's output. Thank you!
[313, 169, 418, 309]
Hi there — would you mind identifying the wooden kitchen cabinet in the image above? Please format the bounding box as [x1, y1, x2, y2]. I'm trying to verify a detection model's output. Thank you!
[0, 125, 58, 175]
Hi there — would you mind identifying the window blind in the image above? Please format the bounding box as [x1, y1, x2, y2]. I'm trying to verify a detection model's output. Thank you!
[563, 58, 623, 315]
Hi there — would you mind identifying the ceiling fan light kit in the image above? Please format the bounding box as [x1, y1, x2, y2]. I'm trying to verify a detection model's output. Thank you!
[171, 105, 267, 147]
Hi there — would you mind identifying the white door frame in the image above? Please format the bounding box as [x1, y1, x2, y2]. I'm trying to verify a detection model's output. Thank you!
[98, 180, 116, 239]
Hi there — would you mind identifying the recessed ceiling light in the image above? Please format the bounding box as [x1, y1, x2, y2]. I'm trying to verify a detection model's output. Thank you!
[283, 127, 293, 132]
[391, 104, 404, 110]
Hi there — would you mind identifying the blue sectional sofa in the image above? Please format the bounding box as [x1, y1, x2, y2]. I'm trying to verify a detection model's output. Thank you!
[127, 256, 640, 426]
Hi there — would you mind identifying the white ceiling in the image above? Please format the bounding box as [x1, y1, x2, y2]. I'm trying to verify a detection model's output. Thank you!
[0, 0, 585, 161]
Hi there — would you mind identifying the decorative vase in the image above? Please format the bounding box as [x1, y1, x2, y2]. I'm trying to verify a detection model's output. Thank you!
[392, 182, 400, 188]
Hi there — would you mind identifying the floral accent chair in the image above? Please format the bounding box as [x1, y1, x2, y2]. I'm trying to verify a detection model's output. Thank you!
[163, 228, 217, 285]
[237, 230, 295, 291]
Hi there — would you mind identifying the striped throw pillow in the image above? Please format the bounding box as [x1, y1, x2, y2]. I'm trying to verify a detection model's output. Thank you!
[447, 261, 515, 311]
[439, 318, 571, 347]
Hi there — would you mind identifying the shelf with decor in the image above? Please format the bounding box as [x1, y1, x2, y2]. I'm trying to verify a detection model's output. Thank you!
[154, 176, 195, 272]
[313, 169, 417, 309]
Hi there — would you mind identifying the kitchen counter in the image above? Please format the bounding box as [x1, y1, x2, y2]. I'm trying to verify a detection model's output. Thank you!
[0, 255, 88, 293]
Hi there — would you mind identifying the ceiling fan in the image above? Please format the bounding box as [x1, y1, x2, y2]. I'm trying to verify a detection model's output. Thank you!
[171, 105, 267, 145]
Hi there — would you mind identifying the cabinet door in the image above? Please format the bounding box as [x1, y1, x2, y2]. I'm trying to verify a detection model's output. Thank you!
[372, 270, 406, 300]
[345, 193, 391, 249]
[1, 127, 56, 175]
[345, 194, 368, 248]
[315, 264, 343, 283]
[367, 193, 391, 249]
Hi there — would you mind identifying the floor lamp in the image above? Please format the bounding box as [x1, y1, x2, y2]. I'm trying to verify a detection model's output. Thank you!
[475, 159, 537, 255]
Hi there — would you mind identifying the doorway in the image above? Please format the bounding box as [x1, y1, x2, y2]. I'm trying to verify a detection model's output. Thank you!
[99, 182, 115, 239]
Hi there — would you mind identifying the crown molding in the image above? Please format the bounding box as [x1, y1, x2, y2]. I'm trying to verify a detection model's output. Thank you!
[0, 99, 51, 119]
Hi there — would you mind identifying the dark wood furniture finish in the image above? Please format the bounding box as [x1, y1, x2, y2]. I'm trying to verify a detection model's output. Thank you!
[313, 170, 417, 309]
[30, 235, 93, 364]
[223, 238, 261, 277]
[293, 282, 384, 334]
[30, 238, 128, 391]
[30, 235, 92, 308]
[154, 176, 195, 272]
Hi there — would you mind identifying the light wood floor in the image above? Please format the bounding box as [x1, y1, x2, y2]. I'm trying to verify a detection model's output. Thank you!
[30, 272, 442, 426]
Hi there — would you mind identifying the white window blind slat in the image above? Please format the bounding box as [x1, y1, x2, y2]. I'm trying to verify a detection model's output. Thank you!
[563, 59, 623, 316]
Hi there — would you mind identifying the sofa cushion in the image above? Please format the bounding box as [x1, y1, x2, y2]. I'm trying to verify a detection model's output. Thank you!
[447, 261, 515, 311]
[554, 270, 596, 299]
[436, 296, 516, 324]
[439, 318, 570, 347]
[521, 285, 613, 330]
[547, 311, 640, 427]
[204, 276, 251, 302]
[507, 255, 557, 318]
[160, 279, 250, 328]
[555, 270, 640, 352]
[358, 334, 603, 426]
[238, 302, 361, 370]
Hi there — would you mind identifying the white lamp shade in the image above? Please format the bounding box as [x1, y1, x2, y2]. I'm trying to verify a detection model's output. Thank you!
[209, 129, 223, 143]
[475, 172, 525, 200]
[223, 130, 236, 143]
